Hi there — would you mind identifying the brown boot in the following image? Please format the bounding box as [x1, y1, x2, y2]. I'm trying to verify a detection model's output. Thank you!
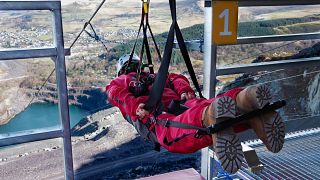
[236, 84, 272, 112]
[203, 96, 244, 174]
[236, 84, 285, 153]
[249, 111, 285, 153]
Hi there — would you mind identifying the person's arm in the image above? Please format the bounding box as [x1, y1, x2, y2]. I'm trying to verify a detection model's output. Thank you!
[168, 73, 195, 100]
[106, 75, 148, 121]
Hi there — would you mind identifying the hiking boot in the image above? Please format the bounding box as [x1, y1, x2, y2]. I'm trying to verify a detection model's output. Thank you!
[236, 84, 285, 153]
[249, 111, 285, 153]
[203, 96, 244, 174]
[236, 84, 272, 112]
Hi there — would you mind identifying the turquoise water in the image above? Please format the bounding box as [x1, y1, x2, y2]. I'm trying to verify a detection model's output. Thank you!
[0, 103, 90, 136]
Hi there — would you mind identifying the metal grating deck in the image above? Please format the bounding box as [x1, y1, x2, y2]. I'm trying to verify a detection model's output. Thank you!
[239, 129, 320, 179]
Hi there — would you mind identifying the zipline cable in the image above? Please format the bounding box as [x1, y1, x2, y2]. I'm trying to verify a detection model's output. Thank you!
[24, 0, 108, 108]
[258, 69, 320, 86]
[69, 0, 107, 49]
[84, 22, 108, 51]
[24, 68, 55, 109]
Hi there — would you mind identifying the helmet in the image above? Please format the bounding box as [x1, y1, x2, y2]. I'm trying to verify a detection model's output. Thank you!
[117, 54, 140, 76]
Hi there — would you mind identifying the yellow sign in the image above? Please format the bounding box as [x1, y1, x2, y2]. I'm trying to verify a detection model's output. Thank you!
[212, 1, 238, 45]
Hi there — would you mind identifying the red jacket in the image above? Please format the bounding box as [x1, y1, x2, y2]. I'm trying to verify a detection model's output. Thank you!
[106, 72, 195, 123]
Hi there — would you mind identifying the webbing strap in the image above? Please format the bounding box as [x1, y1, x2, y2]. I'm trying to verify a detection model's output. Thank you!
[126, 0, 158, 75]
[125, 9, 144, 74]
[142, 14, 154, 74]
[145, 0, 204, 111]
[170, 0, 203, 98]
[175, 24, 204, 98]
[147, 24, 162, 62]
[157, 119, 208, 131]
[145, 19, 175, 111]
[157, 119, 209, 146]
[163, 133, 193, 146]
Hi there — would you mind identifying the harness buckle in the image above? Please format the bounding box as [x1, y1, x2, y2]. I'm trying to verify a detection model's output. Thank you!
[194, 132, 203, 139]
[194, 128, 210, 139]
[164, 119, 170, 127]
[143, 0, 149, 14]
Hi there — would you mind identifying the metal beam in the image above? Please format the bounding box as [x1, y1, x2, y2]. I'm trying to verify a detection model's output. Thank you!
[0, 130, 62, 147]
[0, 48, 71, 60]
[237, 32, 320, 45]
[173, 40, 204, 52]
[238, 0, 320, 7]
[0, 0, 61, 10]
[53, 9, 74, 180]
[217, 57, 320, 76]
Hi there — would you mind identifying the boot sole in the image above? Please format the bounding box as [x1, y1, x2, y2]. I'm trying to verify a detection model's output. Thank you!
[253, 85, 285, 153]
[255, 84, 272, 109]
[213, 96, 244, 174]
[213, 96, 237, 118]
[264, 112, 285, 153]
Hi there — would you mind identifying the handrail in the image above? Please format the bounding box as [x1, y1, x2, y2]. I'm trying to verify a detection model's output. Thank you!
[0, 0, 61, 10]
[217, 57, 320, 75]
[237, 32, 320, 45]
[238, 0, 320, 7]
[0, 48, 71, 60]
[0, 130, 62, 147]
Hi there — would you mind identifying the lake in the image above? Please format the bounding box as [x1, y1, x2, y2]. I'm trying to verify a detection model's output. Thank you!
[0, 103, 90, 137]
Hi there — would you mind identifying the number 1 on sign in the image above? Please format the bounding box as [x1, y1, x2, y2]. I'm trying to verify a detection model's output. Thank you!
[212, 1, 238, 44]
[219, 9, 232, 36]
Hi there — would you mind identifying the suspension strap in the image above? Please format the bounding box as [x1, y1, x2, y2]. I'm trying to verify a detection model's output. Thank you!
[170, 0, 203, 98]
[145, 0, 204, 112]
[142, 9, 154, 74]
[125, 8, 145, 74]
[126, 0, 160, 75]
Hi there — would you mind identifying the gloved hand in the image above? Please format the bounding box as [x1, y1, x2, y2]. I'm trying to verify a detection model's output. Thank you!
[136, 103, 149, 120]
[180, 92, 195, 100]
[129, 80, 148, 97]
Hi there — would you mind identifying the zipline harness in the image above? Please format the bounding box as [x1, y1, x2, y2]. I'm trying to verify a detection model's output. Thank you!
[129, 0, 286, 150]
[144, 0, 204, 113]
[125, 0, 162, 78]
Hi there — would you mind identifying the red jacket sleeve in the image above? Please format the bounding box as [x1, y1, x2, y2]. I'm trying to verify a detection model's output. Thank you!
[167, 73, 195, 97]
[106, 73, 148, 122]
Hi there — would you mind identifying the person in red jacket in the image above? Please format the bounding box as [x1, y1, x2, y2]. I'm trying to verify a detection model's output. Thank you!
[106, 54, 285, 173]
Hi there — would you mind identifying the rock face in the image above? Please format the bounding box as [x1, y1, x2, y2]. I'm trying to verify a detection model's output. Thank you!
[308, 73, 320, 115]
[26, 84, 109, 112]
[221, 42, 320, 132]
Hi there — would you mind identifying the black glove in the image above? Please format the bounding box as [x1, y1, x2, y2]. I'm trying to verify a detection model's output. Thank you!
[129, 80, 148, 97]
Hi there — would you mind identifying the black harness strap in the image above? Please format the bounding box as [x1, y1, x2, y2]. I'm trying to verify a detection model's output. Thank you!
[158, 100, 287, 146]
[142, 12, 154, 74]
[157, 119, 209, 146]
[157, 119, 208, 131]
[175, 23, 204, 98]
[125, 11, 144, 74]
[147, 23, 162, 62]
[126, 0, 159, 75]
[145, 18, 175, 111]
[163, 133, 193, 146]
[145, 0, 204, 111]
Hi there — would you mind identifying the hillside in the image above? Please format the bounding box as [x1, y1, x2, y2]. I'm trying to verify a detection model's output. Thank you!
[1, 1, 320, 125]
[0, 2, 320, 179]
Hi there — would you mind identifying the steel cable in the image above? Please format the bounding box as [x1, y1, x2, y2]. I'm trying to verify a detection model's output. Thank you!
[69, 0, 107, 49]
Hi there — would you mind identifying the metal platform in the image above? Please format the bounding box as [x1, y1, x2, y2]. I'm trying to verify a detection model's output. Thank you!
[238, 129, 320, 179]
[139, 168, 205, 180]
